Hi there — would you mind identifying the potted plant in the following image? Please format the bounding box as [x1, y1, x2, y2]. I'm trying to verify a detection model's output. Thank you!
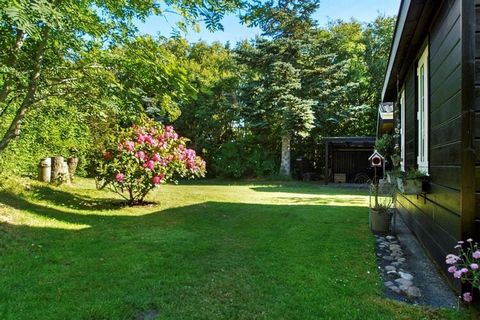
[396, 169, 429, 194]
[370, 181, 394, 233]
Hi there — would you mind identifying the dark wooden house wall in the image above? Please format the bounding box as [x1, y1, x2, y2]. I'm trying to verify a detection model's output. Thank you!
[396, 0, 463, 270]
[475, 0, 480, 218]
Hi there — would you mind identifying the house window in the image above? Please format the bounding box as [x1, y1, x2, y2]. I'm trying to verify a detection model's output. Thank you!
[417, 46, 429, 174]
[400, 88, 406, 172]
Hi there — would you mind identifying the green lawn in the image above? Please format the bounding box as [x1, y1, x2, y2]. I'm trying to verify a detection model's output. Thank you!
[0, 178, 473, 319]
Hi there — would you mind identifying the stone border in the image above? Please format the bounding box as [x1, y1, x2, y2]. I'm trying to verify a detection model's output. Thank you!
[375, 234, 421, 302]
[373, 215, 459, 308]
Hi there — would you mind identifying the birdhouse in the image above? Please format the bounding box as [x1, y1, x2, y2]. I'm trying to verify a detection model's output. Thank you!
[368, 150, 384, 167]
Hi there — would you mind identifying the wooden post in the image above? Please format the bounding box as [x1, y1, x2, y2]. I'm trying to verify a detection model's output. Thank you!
[324, 142, 329, 185]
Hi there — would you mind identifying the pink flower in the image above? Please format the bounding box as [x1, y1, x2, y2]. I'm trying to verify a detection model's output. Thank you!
[104, 151, 112, 160]
[448, 266, 457, 273]
[144, 135, 154, 145]
[137, 134, 145, 144]
[470, 263, 479, 270]
[125, 141, 135, 152]
[467, 238, 473, 242]
[473, 251, 480, 259]
[115, 173, 125, 183]
[165, 125, 174, 133]
[135, 151, 146, 160]
[143, 160, 155, 170]
[460, 268, 469, 274]
[458, 241, 464, 245]
[446, 254, 460, 265]
[454, 245, 462, 249]
[463, 292, 473, 303]
[152, 153, 161, 162]
[453, 271, 463, 279]
[152, 175, 163, 185]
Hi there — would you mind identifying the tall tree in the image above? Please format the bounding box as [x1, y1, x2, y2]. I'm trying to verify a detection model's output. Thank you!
[238, 0, 319, 176]
[0, 0, 241, 153]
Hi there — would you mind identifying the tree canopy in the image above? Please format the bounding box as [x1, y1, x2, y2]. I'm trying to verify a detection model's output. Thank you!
[0, 0, 395, 179]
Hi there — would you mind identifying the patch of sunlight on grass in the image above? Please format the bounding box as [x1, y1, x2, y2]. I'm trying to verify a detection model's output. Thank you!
[0, 206, 90, 230]
[268, 193, 369, 206]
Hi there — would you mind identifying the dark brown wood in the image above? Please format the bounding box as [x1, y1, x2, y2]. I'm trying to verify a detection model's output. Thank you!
[430, 141, 462, 166]
[476, 167, 480, 192]
[460, 0, 477, 239]
[430, 116, 462, 148]
[324, 142, 329, 184]
[475, 112, 480, 136]
[430, 166, 461, 190]
[475, 86, 480, 109]
[475, 31, 480, 58]
[430, 91, 462, 124]
[431, 66, 462, 110]
[476, 6, 480, 32]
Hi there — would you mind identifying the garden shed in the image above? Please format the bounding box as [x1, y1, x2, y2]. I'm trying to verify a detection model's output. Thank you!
[324, 137, 375, 184]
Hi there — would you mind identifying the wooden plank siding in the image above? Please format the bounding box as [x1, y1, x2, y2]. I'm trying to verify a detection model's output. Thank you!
[476, 0, 480, 202]
[396, 0, 463, 274]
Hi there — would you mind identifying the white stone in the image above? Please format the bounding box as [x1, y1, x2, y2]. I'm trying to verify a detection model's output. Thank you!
[399, 272, 414, 281]
[386, 235, 396, 241]
[390, 286, 401, 294]
[395, 278, 413, 287]
[406, 286, 421, 298]
[384, 281, 394, 287]
[385, 266, 396, 272]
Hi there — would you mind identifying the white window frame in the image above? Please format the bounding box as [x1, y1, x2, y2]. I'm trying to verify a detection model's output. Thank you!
[400, 88, 406, 172]
[416, 45, 429, 175]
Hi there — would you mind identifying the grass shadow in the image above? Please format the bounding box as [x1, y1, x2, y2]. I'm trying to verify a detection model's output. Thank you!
[28, 185, 127, 211]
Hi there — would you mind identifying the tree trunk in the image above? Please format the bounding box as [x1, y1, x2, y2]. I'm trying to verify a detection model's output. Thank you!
[51, 156, 64, 184]
[279, 132, 291, 177]
[67, 156, 78, 182]
[0, 27, 49, 154]
[0, 29, 26, 106]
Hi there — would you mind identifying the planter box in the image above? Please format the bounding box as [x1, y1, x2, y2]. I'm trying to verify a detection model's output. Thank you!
[396, 177, 422, 194]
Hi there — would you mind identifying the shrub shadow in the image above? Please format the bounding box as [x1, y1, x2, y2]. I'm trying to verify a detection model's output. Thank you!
[29, 185, 127, 211]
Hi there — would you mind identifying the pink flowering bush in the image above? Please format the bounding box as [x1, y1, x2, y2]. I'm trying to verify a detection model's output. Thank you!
[96, 119, 206, 205]
[446, 239, 480, 303]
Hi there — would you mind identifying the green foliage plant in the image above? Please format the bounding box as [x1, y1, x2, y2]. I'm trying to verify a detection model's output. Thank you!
[374, 134, 393, 158]
[95, 118, 205, 205]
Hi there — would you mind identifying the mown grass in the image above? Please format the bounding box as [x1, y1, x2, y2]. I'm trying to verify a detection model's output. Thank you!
[0, 178, 474, 319]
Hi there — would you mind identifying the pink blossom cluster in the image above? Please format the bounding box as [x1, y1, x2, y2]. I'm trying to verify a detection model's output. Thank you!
[445, 238, 480, 303]
[97, 120, 206, 205]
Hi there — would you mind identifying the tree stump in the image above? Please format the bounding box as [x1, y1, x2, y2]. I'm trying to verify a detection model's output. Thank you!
[38, 158, 51, 182]
[51, 156, 64, 184]
[67, 156, 78, 182]
[62, 160, 71, 184]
